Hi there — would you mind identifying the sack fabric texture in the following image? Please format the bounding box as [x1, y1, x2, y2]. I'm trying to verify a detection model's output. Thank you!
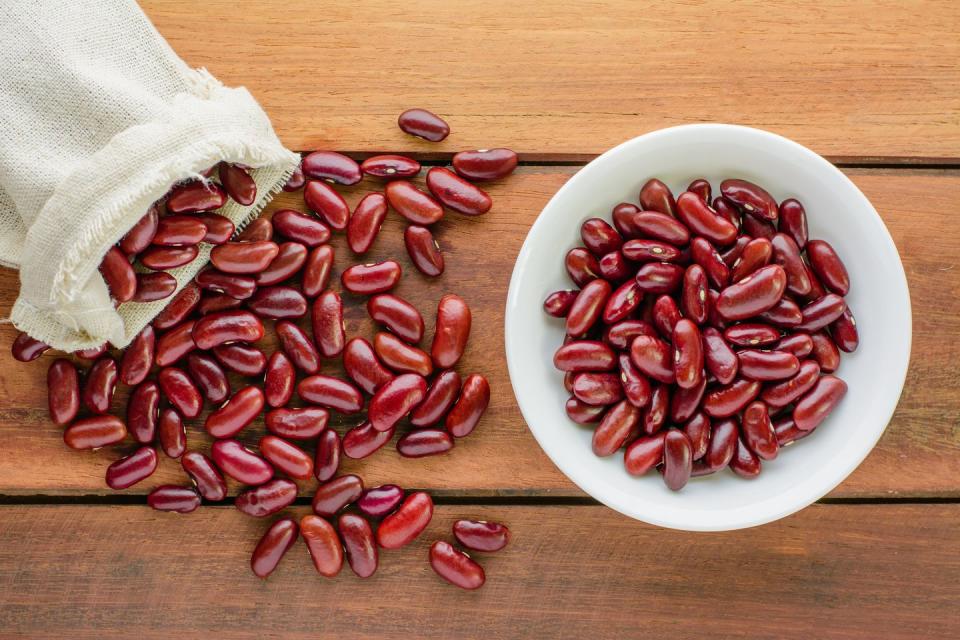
[0, 0, 299, 351]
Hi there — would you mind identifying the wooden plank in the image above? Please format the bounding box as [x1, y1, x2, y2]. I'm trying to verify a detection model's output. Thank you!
[0, 168, 957, 497]
[140, 0, 960, 161]
[0, 504, 956, 639]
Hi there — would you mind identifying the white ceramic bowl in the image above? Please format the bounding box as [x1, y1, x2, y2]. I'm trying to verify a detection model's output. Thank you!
[505, 124, 911, 531]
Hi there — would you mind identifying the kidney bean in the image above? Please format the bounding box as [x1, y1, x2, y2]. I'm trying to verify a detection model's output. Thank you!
[762, 360, 820, 409]
[311, 474, 363, 518]
[315, 429, 341, 482]
[372, 332, 431, 377]
[140, 244, 199, 270]
[690, 237, 730, 289]
[384, 182, 444, 227]
[364, 295, 423, 345]
[125, 380, 159, 444]
[166, 180, 226, 214]
[703, 378, 762, 418]
[427, 295, 471, 369]
[106, 446, 157, 490]
[800, 265, 827, 303]
[192, 310, 264, 350]
[641, 383, 669, 434]
[425, 166, 492, 216]
[686, 178, 711, 202]
[739, 401, 778, 460]
[706, 289, 727, 329]
[716, 264, 786, 321]
[662, 429, 693, 490]
[154, 408, 186, 459]
[338, 513, 378, 578]
[796, 293, 846, 332]
[304, 180, 350, 230]
[633, 211, 689, 246]
[343, 421, 395, 459]
[251, 518, 298, 579]
[120, 205, 159, 254]
[621, 432, 665, 476]
[635, 263, 684, 295]
[262, 409, 325, 443]
[153, 282, 200, 329]
[450, 147, 518, 181]
[806, 240, 850, 295]
[720, 179, 777, 221]
[99, 246, 137, 303]
[283, 165, 306, 192]
[778, 198, 808, 248]
[361, 154, 421, 179]
[271, 209, 331, 248]
[200, 288, 253, 315]
[209, 241, 279, 275]
[589, 399, 638, 456]
[448, 521, 510, 556]
[204, 386, 262, 438]
[741, 213, 776, 240]
[339, 340, 391, 397]
[672, 319, 704, 390]
[651, 295, 681, 340]
[677, 264, 708, 325]
[212, 439, 273, 485]
[446, 374, 491, 438]
[399, 226, 443, 278]
[236, 217, 273, 243]
[770, 233, 812, 296]
[180, 451, 227, 501]
[213, 344, 266, 376]
[639, 178, 677, 217]
[76, 343, 108, 360]
[81, 357, 116, 415]
[310, 291, 345, 357]
[810, 331, 841, 373]
[774, 416, 814, 446]
[398, 108, 449, 141]
[259, 435, 314, 480]
[130, 271, 177, 303]
[564, 247, 601, 287]
[700, 418, 736, 470]
[429, 540, 484, 590]
[621, 239, 680, 264]
[580, 218, 622, 257]
[737, 349, 800, 381]
[629, 335, 674, 384]
[756, 297, 802, 328]
[341, 260, 402, 296]
[616, 354, 649, 409]
[299, 247, 332, 299]
[554, 340, 616, 372]
[595, 251, 627, 282]
[236, 479, 298, 518]
[363, 374, 424, 433]
[342, 194, 388, 255]
[152, 215, 207, 247]
[148, 485, 200, 514]
[155, 319, 197, 367]
[712, 196, 742, 229]
[793, 374, 847, 431]
[254, 244, 308, 288]
[571, 372, 622, 406]
[189, 213, 233, 245]
[357, 485, 405, 519]
[611, 203, 642, 238]
[603, 320, 653, 350]
[701, 326, 738, 385]
[676, 192, 737, 246]
[47, 359, 80, 426]
[729, 436, 761, 477]
[63, 415, 126, 450]
[376, 491, 434, 549]
[683, 412, 711, 460]
[775, 332, 814, 359]
[257, 356, 292, 411]
[272, 321, 317, 375]
[728, 237, 772, 283]
[670, 375, 706, 423]
[301, 515, 343, 578]
[565, 396, 604, 424]
[298, 375, 364, 415]
[719, 235, 750, 269]
[244, 286, 307, 320]
[831, 307, 859, 353]
[410, 371, 461, 428]
[724, 323, 781, 348]
[156, 367, 200, 418]
[396, 429, 454, 458]
[183, 354, 229, 406]
[301, 151, 362, 185]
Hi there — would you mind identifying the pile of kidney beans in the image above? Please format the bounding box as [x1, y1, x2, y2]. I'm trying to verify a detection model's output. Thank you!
[14, 108, 515, 588]
[546, 177, 857, 490]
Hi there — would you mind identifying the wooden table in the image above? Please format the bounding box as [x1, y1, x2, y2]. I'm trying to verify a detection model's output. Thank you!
[2, 2, 958, 638]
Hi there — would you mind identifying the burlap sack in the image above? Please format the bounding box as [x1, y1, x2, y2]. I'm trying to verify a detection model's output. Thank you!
[0, 0, 299, 351]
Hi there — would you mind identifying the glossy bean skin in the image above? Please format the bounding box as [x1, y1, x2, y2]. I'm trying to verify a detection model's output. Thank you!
[358, 485, 405, 518]
[793, 375, 847, 431]
[158, 408, 186, 458]
[635, 263, 684, 294]
[153, 282, 201, 329]
[676, 192, 737, 246]
[649, 295, 680, 338]
[600, 281, 639, 326]
[639, 178, 677, 217]
[343, 337, 394, 394]
[210, 241, 280, 275]
[195, 269, 256, 300]
[702, 378, 762, 418]
[206, 386, 264, 438]
[284, 165, 306, 191]
[375, 332, 434, 376]
[411, 370, 462, 427]
[83, 357, 118, 415]
[566, 396, 606, 424]
[796, 293, 846, 332]
[117, 326, 154, 387]
[76, 343, 108, 359]
[701, 326, 738, 384]
[716, 265, 787, 321]
[724, 323, 781, 347]
[404, 225, 445, 276]
[776, 332, 814, 359]
[806, 240, 850, 295]
[386, 180, 444, 225]
[670, 375, 706, 424]
[719, 236, 750, 269]
[831, 307, 860, 353]
[581, 218, 623, 256]
[629, 335, 674, 384]
[265, 407, 328, 440]
[565, 247, 601, 287]
[452, 148, 518, 181]
[771, 233, 811, 296]
[604, 319, 656, 350]
[304, 180, 350, 230]
[271, 209, 331, 247]
[622, 239, 682, 263]
[264, 352, 295, 408]
[377, 492, 434, 549]
[341, 260, 402, 295]
[237, 217, 274, 242]
[312, 291, 346, 357]
[303, 245, 335, 297]
[192, 310, 264, 350]
[132, 271, 177, 303]
[690, 237, 730, 289]
[762, 359, 820, 408]
[153, 215, 207, 246]
[426, 167, 493, 216]
[181, 451, 227, 501]
[810, 331, 841, 373]
[63, 415, 127, 450]
[730, 437, 762, 478]
[347, 193, 389, 254]
[368, 373, 428, 432]
[430, 541, 485, 590]
[611, 203, 643, 237]
[361, 154, 421, 179]
[194, 213, 235, 244]
[256, 243, 308, 287]
[166, 181, 226, 214]
[213, 344, 266, 376]
[100, 247, 137, 303]
[453, 520, 510, 552]
[778, 198, 808, 248]
[246, 286, 307, 320]
[120, 205, 159, 254]
[704, 418, 739, 470]
[566, 279, 611, 337]
[339, 513, 378, 578]
[301, 151, 362, 185]
[592, 399, 641, 456]
[740, 211, 776, 240]
[624, 432, 666, 476]
[642, 383, 670, 434]
[431, 294, 472, 367]
[260, 436, 314, 480]
[185, 352, 230, 404]
[687, 178, 712, 203]
[298, 375, 364, 414]
[720, 179, 778, 221]
[553, 340, 616, 372]
[774, 416, 814, 446]
[251, 518, 298, 579]
[155, 319, 197, 367]
[741, 401, 778, 460]
[236, 479, 298, 517]
[275, 320, 321, 374]
[446, 374, 490, 437]
[314, 429, 342, 482]
[140, 244, 199, 271]
[756, 297, 803, 328]
[127, 381, 160, 444]
[369, 294, 424, 344]
[211, 439, 273, 485]
[48, 359, 80, 425]
[618, 354, 651, 408]
[572, 373, 623, 406]
[106, 446, 158, 490]
[148, 485, 200, 513]
[398, 108, 449, 141]
[737, 350, 800, 381]
[633, 211, 689, 246]
[343, 421, 395, 459]
[672, 319, 703, 389]
[680, 265, 708, 324]
[683, 412, 711, 460]
[662, 429, 693, 491]
[730, 237, 773, 283]
[300, 515, 343, 578]
[312, 474, 364, 517]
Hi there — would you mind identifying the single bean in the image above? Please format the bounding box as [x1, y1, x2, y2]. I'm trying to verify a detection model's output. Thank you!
[283, 165, 306, 191]
[210, 241, 280, 275]
[153, 282, 201, 329]
[247, 286, 307, 319]
[774, 416, 814, 446]
[598, 250, 630, 282]
[211, 439, 273, 485]
[237, 217, 273, 242]
[312, 474, 364, 517]
[762, 359, 821, 408]
[398, 108, 449, 141]
[565, 247, 601, 287]
[140, 244, 199, 270]
[724, 323, 781, 347]
[411, 370, 462, 427]
[705, 418, 739, 470]
[148, 485, 201, 514]
[446, 374, 491, 437]
[775, 332, 814, 358]
[687, 178, 712, 203]
[212, 344, 267, 376]
[642, 383, 670, 434]
[629, 335, 674, 384]
[127, 380, 159, 444]
[670, 375, 706, 424]
[166, 181, 226, 214]
[83, 357, 118, 415]
[304, 180, 350, 230]
[100, 246, 137, 303]
[554, 340, 616, 372]
[793, 375, 847, 431]
[566, 396, 606, 424]
[377, 492, 434, 548]
[830, 307, 859, 353]
[683, 412, 711, 460]
[592, 399, 641, 456]
[181, 451, 227, 501]
[302, 245, 335, 297]
[672, 319, 703, 390]
[778, 198, 808, 248]
[741, 213, 776, 240]
[47, 359, 80, 425]
[632, 211, 689, 246]
[701, 326, 738, 384]
[404, 225, 445, 276]
[453, 148, 518, 181]
[133, 271, 177, 303]
[301, 151, 362, 185]
[639, 178, 677, 217]
[729, 437, 762, 478]
[680, 264, 708, 325]
[622, 238, 682, 263]
[810, 331, 841, 373]
[581, 218, 623, 256]
[341, 260, 402, 295]
[265, 407, 328, 440]
[205, 385, 264, 438]
[194, 213, 235, 244]
[720, 179, 778, 221]
[572, 372, 623, 406]
[730, 237, 773, 283]
[357, 484, 405, 518]
[271, 209, 331, 247]
[300, 515, 343, 578]
[663, 429, 693, 490]
[676, 192, 737, 246]
[619, 353, 652, 408]
[343, 337, 394, 395]
[741, 401, 778, 460]
[192, 310, 263, 350]
[431, 294, 472, 367]
[368, 294, 425, 344]
[720, 235, 751, 268]
[426, 167, 492, 216]
[361, 154, 421, 179]
[702, 378, 762, 418]
[796, 293, 846, 332]
[264, 352, 295, 408]
[347, 193, 389, 254]
[275, 319, 321, 374]
[312, 290, 346, 357]
[737, 349, 800, 382]
[611, 202, 643, 238]
[453, 520, 510, 552]
[430, 541, 485, 590]
[120, 204, 159, 254]
[652, 294, 681, 339]
[339, 513, 378, 578]
[604, 319, 656, 350]
[756, 297, 803, 328]
[806, 240, 850, 295]
[153, 215, 207, 246]
[106, 446, 158, 490]
[715, 265, 787, 321]
[63, 415, 126, 450]
[343, 421, 395, 459]
[236, 478, 298, 517]
[298, 375, 364, 414]
[624, 432, 666, 475]
[386, 180, 444, 224]
[771, 233, 812, 296]
[690, 237, 730, 289]
[256, 242, 308, 286]
[314, 429, 342, 482]
[375, 332, 433, 376]
[260, 436, 314, 480]
[155, 319, 197, 367]
[250, 518, 298, 579]
[158, 408, 186, 458]
[635, 262, 684, 294]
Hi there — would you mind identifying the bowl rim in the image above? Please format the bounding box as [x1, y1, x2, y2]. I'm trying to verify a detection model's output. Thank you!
[504, 123, 912, 531]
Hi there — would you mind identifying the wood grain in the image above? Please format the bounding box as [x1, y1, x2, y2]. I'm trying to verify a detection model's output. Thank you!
[139, 0, 960, 161]
[0, 504, 956, 639]
[0, 168, 956, 497]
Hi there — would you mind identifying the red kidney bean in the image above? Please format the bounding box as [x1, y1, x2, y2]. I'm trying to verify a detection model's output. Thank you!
[796, 293, 846, 332]
[368, 294, 424, 344]
[737, 349, 800, 381]
[720, 179, 778, 221]
[148, 485, 200, 513]
[683, 412, 711, 460]
[611, 202, 643, 238]
[729, 237, 772, 283]
[256, 242, 307, 287]
[774, 416, 814, 446]
[106, 446, 157, 490]
[339, 513, 378, 578]
[342, 337, 394, 395]
[212, 344, 266, 376]
[185, 353, 230, 405]
[301, 151, 362, 185]
[810, 331, 841, 373]
[314, 429, 341, 482]
[676, 192, 737, 246]
[366, 373, 427, 432]
[358, 485, 405, 519]
[793, 374, 847, 431]
[670, 375, 706, 423]
[426, 167, 492, 216]
[192, 213, 235, 245]
[404, 225, 445, 277]
[157, 366, 202, 418]
[642, 383, 670, 434]
[702, 417, 737, 470]
[449, 521, 510, 555]
[639, 178, 677, 217]
[581, 218, 622, 256]
[706, 289, 726, 329]
[830, 307, 859, 353]
[724, 323, 781, 347]
[132, 271, 177, 303]
[199, 292, 249, 316]
[341, 260, 402, 295]
[274, 320, 320, 374]
[361, 154, 421, 179]
[453, 148, 518, 181]
[343, 421, 395, 459]
[591, 399, 640, 456]
[246, 286, 308, 320]
[264, 407, 327, 441]
[662, 429, 693, 490]
[375, 332, 433, 376]
[166, 180, 226, 214]
[153, 215, 207, 247]
[599, 251, 631, 284]
[304, 180, 350, 230]
[729, 436, 762, 477]
[430, 540, 485, 590]
[633, 211, 689, 246]
[236, 478, 298, 518]
[618, 353, 652, 408]
[260, 435, 314, 480]
[672, 319, 703, 390]
[756, 297, 803, 328]
[629, 335, 674, 384]
[284, 165, 305, 191]
[153, 281, 200, 329]
[127, 381, 159, 444]
[140, 244, 199, 270]
[411, 370, 461, 427]
[566, 396, 605, 424]
[205, 385, 264, 438]
[209, 241, 280, 275]
[679, 264, 708, 324]
[302, 245, 334, 298]
[604, 319, 655, 350]
[623, 432, 665, 475]
[99, 246, 137, 303]
[312, 474, 363, 517]
[398, 108, 449, 141]
[554, 340, 616, 372]
[120, 205, 159, 254]
[192, 310, 264, 350]
[157, 408, 186, 458]
[397, 428, 454, 457]
[800, 263, 827, 304]
[622, 239, 682, 263]
[778, 198, 808, 248]
[720, 235, 750, 268]
[377, 491, 434, 549]
[703, 378, 762, 418]
[635, 263, 684, 294]
[155, 319, 197, 367]
[76, 343, 108, 359]
[181, 451, 227, 501]
[740, 401, 778, 460]
[690, 237, 730, 289]
[806, 240, 850, 295]
[775, 332, 814, 359]
[237, 217, 274, 242]
[701, 326, 738, 384]
[212, 439, 273, 485]
[652, 294, 681, 339]
[771, 233, 811, 296]
[346, 192, 389, 254]
[82, 357, 117, 414]
[63, 415, 126, 450]
[762, 359, 820, 408]
[298, 375, 364, 414]
[741, 212, 776, 240]
[271, 209, 331, 247]
[116, 326, 152, 386]
[430, 295, 471, 368]
[251, 518, 298, 579]
[687, 178, 712, 203]
[565, 247, 601, 287]
[300, 515, 343, 578]
[716, 264, 786, 321]
[385, 180, 445, 225]
[261, 353, 293, 409]
[47, 359, 80, 426]
[308, 291, 345, 358]
[572, 372, 622, 406]
[446, 374, 490, 437]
